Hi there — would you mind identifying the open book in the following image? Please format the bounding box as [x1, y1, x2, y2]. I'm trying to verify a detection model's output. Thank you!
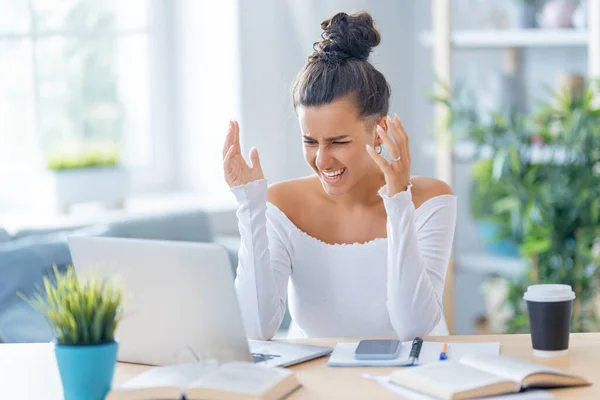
[106, 362, 301, 400]
[389, 354, 590, 400]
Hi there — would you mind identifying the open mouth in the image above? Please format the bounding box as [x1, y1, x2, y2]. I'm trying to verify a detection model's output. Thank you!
[322, 168, 346, 183]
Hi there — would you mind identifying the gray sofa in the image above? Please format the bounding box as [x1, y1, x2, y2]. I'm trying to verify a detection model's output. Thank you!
[0, 209, 242, 343]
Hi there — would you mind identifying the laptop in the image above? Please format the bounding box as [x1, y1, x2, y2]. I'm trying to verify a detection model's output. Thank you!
[67, 236, 332, 367]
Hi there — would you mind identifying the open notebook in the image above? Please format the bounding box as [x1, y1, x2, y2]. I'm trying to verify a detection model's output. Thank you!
[389, 354, 590, 400]
[327, 341, 500, 367]
[106, 362, 301, 400]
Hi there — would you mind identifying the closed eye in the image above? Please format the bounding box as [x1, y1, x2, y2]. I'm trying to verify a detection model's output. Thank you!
[302, 140, 350, 146]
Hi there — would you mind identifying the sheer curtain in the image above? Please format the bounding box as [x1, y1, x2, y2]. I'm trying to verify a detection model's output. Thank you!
[174, 0, 240, 198]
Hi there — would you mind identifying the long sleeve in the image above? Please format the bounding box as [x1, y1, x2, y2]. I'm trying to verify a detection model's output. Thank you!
[381, 184, 457, 341]
[230, 179, 292, 340]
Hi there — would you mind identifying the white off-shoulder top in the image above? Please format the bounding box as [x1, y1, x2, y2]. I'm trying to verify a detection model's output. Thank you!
[230, 179, 457, 341]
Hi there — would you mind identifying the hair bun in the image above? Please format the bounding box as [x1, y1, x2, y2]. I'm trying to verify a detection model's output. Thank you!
[311, 12, 381, 63]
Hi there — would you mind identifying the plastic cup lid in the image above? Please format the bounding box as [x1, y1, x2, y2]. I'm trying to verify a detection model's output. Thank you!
[523, 284, 575, 302]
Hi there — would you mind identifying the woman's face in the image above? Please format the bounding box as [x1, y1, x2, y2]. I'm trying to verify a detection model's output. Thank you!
[298, 97, 384, 196]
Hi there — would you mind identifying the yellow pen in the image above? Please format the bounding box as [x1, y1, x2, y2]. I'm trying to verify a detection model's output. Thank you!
[439, 343, 448, 361]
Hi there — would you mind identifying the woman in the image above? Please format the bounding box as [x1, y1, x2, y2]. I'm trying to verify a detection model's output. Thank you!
[222, 11, 457, 341]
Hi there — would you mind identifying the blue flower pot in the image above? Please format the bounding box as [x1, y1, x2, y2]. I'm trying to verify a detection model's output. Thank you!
[54, 340, 118, 400]
[478, 221, 520, 258]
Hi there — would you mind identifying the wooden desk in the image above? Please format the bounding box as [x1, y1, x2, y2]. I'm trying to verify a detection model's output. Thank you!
[1, 334, 598, 399]
[114, 333, 600, 399]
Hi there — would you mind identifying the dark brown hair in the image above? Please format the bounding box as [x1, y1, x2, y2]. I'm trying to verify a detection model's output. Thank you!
[292, 11, 391, 121]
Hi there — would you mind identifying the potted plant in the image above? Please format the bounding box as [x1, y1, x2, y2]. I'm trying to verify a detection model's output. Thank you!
[47, 145, 129, 213]
[19, 266, 124, 400]
[435, 78, 600, 333]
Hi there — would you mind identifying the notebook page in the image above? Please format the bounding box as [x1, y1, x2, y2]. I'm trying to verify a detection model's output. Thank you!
[391, 361, 519, 399]
[460, 355, 571, 383]
[327, 341, 500, 367]
[417, 342, 501, 363]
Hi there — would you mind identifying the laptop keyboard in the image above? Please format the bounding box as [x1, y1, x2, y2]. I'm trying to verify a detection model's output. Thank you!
[251, 352, 282, 363]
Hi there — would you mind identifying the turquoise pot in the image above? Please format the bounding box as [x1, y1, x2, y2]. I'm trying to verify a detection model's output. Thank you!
[477, 221, 520, 258]
[54, 340, 118, 400]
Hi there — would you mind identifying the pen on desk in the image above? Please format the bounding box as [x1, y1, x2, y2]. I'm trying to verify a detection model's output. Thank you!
[439, 343, 448, 360]
[408, 337, 423, 366]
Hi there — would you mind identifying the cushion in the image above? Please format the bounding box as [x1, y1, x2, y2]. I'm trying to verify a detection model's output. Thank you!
[11, 224, 87, 241]
[0, 225, 110, 343]
[107, 209, 215, 243]
[0, 228, 10, 243]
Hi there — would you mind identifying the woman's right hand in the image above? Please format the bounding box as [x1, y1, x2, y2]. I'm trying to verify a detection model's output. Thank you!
[223, 120, 264, 188]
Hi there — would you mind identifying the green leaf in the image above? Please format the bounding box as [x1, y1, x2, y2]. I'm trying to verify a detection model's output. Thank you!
[508, 148, 520, 175]
[492, 150, 508, 181]
[520, 238, 552, 257]
[472, 159, 493, 181]
[591, 200, 599, 224]
[91, 299, 108, 343]
[492, 196, 520, 213]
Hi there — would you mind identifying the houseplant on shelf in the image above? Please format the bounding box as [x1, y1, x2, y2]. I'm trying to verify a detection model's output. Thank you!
[436, 78, 600, 333]
[19, 266, 124, 400]
[47, 145, 129, 213]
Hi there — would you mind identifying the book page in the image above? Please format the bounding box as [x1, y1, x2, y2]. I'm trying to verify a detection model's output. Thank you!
[190, 362, 293, 395]
[391, 361, 519, 399]
[460, 355, 572, 384]
[374, 375, 554, 400]
[119, 363, 211, 391]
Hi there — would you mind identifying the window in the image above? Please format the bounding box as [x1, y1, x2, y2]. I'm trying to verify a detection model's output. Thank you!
[0, 0, 170, 210]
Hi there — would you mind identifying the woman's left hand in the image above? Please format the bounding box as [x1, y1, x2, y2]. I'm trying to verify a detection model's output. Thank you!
[366, 114, 411, 197]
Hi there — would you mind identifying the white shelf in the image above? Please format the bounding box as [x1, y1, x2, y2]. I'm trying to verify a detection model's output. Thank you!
[457, 252, 526, 277]
[421, 140, 576, 164]
[420, 29, 588, 49]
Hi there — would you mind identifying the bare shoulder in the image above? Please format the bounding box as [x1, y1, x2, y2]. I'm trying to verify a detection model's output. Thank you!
[267, 175, 319, 215]
[409, 176, 455, 209]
